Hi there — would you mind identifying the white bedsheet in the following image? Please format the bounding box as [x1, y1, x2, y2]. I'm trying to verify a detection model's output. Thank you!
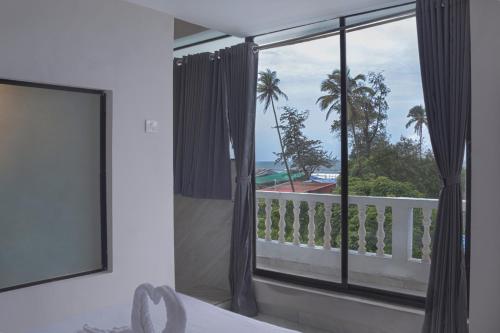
[31, 293, 299, 333]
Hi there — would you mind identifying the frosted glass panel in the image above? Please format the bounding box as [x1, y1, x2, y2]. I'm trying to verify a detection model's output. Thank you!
[0, 82, 105, 291]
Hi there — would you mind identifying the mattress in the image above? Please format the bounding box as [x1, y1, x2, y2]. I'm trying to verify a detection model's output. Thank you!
[31, 293, 299, 333]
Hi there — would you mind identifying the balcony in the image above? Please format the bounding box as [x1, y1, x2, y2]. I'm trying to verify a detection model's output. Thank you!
[255, 190, 463, 296]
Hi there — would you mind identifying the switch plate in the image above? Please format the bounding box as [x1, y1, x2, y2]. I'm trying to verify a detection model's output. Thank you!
[145, 120, 159, 133]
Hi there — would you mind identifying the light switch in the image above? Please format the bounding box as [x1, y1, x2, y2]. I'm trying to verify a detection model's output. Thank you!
[145, 120, 159, 133]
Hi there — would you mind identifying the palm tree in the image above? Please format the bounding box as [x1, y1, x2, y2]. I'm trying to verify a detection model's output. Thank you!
[316, 69, 371, 121]
[316, 69, 374, 156]
[257, 69, 295, 192]
[405, 105, 428, 157]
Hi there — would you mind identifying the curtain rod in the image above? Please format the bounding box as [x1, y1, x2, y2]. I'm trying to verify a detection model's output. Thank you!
[174, 1, 416, 60]
[174, 11, 415, 66]
[254, 10, 416, 51]
[175, 53, 221, 66]
[248, 1, 415, 40]
[174, 34, 231, 52]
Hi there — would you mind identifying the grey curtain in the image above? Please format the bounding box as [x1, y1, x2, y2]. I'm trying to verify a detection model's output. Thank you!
[174, 53, 232, 199]
[221, 43, 259, 316]
[416, 0, 470, 332]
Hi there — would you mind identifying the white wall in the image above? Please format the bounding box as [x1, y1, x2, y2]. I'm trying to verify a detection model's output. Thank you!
[470, 0, 500, 332]
[0, 0, 174, 332]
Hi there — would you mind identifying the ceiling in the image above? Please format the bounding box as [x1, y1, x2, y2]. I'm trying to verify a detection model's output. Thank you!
[174, 19, 207, 39]
[124, 0, 409, 37]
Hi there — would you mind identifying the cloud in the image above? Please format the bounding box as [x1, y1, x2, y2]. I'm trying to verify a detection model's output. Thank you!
[256, 17, 431, 161]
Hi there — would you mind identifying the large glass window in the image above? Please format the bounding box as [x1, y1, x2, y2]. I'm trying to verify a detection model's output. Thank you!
[345, 16, 437, 296]
[255, 32, 341, 283]
[253, 2, 470, 306]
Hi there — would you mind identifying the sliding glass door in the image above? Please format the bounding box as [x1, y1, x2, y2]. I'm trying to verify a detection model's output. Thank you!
[345, 14, 436, 297]
[254, 24, 342, 283]
[253, 2, 469, 306]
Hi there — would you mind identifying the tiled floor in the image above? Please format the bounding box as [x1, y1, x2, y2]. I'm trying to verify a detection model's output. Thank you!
[256, 313, 333, 333]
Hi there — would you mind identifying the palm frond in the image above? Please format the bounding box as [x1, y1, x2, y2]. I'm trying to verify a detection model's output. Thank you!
[257, 68, 287, 111]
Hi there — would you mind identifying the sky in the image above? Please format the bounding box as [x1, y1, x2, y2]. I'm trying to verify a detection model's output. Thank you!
[255, 17, 428, 162]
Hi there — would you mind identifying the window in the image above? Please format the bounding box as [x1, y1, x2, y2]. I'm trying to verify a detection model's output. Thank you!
[253, 3, 470, 307]
[0, 79, 107, 292]
[255, 29, 342, 283]
[345, 15, 435, 296]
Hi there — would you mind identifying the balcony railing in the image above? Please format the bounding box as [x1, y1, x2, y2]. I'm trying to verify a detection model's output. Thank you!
[255, 190, 464, 295]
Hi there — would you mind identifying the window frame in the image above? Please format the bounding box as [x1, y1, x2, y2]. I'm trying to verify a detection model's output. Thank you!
[251, 3, 471, 309]
[0, 78, 109, 293]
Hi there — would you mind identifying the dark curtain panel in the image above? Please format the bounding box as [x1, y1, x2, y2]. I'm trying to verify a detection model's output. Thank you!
[222, 43, 259, 316]
[173, 53, 232, 199]
[416, 0, 470, 332]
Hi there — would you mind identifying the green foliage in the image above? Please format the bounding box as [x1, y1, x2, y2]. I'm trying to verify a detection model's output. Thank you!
[344, 176, 422, 198]
[349, 137, 441, 198]
[405, 105, 428, 157]
[257, 69, 295, 190]
[257, 68, 444, 260]
[275, 106, 334, 179]
[318, 69, 390, 158]
[257, 69, 288, 111]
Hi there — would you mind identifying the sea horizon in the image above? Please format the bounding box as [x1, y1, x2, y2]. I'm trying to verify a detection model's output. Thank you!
[256, 160, 340, 174]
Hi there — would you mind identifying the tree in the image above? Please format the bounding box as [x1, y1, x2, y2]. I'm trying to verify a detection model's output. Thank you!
[405, 105, 428, 157]
[358, 72, 390, 157]
[275, 107, 334, 179]
[317, 70, 389, 158]
[348, 136, 441, 198]
[317, 69, 372, 157]
[257, 69, 295, 191]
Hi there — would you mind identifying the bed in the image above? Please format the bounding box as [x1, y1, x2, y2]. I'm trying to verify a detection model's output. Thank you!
[31, 292, 299, 333]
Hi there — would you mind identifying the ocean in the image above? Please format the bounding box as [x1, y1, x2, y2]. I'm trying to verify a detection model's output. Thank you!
[256, 161, 340, 173]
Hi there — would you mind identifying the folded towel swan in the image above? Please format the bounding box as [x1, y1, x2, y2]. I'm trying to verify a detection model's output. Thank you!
[83, 284, 186, 333]
[153, 286, 187, 333]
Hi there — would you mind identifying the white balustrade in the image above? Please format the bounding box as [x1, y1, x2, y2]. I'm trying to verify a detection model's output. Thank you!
[421, 208, 432, 263]
[323, 202, 332, 250]
[376, 205, 386, 257]
[255, 190, 467, 294]
[255, 190, 444, 262]
[357, 204, 367, 254]
[307, 201, 316, 247]
[278, 199, 286, 243]
[264, 198, 272, 241]
[292, 200, 300, 245]
[256, 199, 260, 238]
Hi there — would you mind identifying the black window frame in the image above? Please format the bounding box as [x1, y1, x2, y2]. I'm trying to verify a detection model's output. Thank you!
[0, 78, 109, 293]
[251, 3, 471, 309]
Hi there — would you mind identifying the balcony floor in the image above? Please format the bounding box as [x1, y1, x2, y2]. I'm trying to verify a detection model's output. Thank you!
[257, 251, 427, 297]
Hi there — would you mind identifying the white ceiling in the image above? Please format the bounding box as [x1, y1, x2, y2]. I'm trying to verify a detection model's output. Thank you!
[124, 0, 409, 37]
